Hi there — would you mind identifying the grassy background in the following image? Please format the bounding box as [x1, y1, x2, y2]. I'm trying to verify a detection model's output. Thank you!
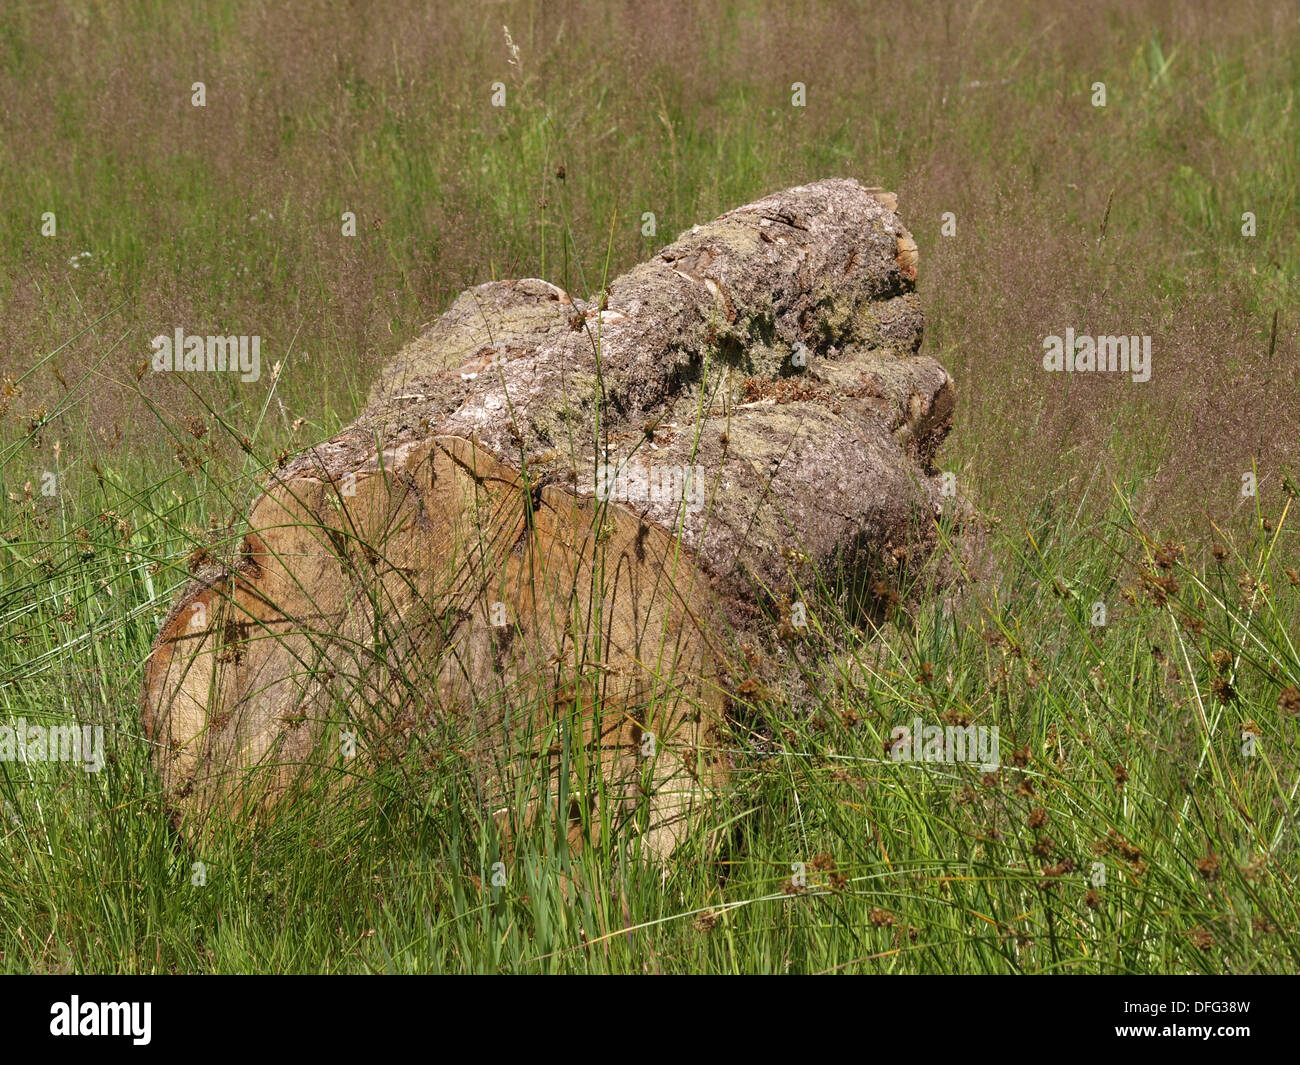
[0, 0, 1297, 972]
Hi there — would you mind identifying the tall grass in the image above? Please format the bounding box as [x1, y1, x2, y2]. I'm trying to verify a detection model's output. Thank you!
[0, 0, 1297, 972]
[1, 464, 1296, 972]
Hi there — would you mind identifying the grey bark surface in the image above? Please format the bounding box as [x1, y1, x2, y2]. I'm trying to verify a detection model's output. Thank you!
[350, 177, 950, 613]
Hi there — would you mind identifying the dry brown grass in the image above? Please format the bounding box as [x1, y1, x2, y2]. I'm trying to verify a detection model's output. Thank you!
[0, 0, 1296, 542]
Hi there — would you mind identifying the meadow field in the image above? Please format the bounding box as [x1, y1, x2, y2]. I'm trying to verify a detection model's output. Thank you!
[0, 0, 1297, 973]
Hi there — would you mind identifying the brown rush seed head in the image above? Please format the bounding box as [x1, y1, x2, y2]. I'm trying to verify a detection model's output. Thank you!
[1028, 806, 1048, 829]
[1104, 830, 1143, 864]
[734, 676, 772, 703]
[1210, 649, 1233, 672]
[1212, 543, 1228, 563]
[1154, 541, 1183, 569]
[1279, 687, 1300, 716]
[1041, 858, 1074, 878]
[1141, 572, 1178, 605]
[1236, 573, 1263, 612]
[868, 907, 897, 928]
[1194, 852, 1220, 880]
[870, 579, 900, 609]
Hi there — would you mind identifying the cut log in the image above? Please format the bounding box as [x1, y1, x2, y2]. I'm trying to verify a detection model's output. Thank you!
[142, 178, 958, 855]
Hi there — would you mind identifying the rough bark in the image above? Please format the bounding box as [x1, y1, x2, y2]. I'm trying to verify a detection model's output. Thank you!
[142, 178, 957, 855]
